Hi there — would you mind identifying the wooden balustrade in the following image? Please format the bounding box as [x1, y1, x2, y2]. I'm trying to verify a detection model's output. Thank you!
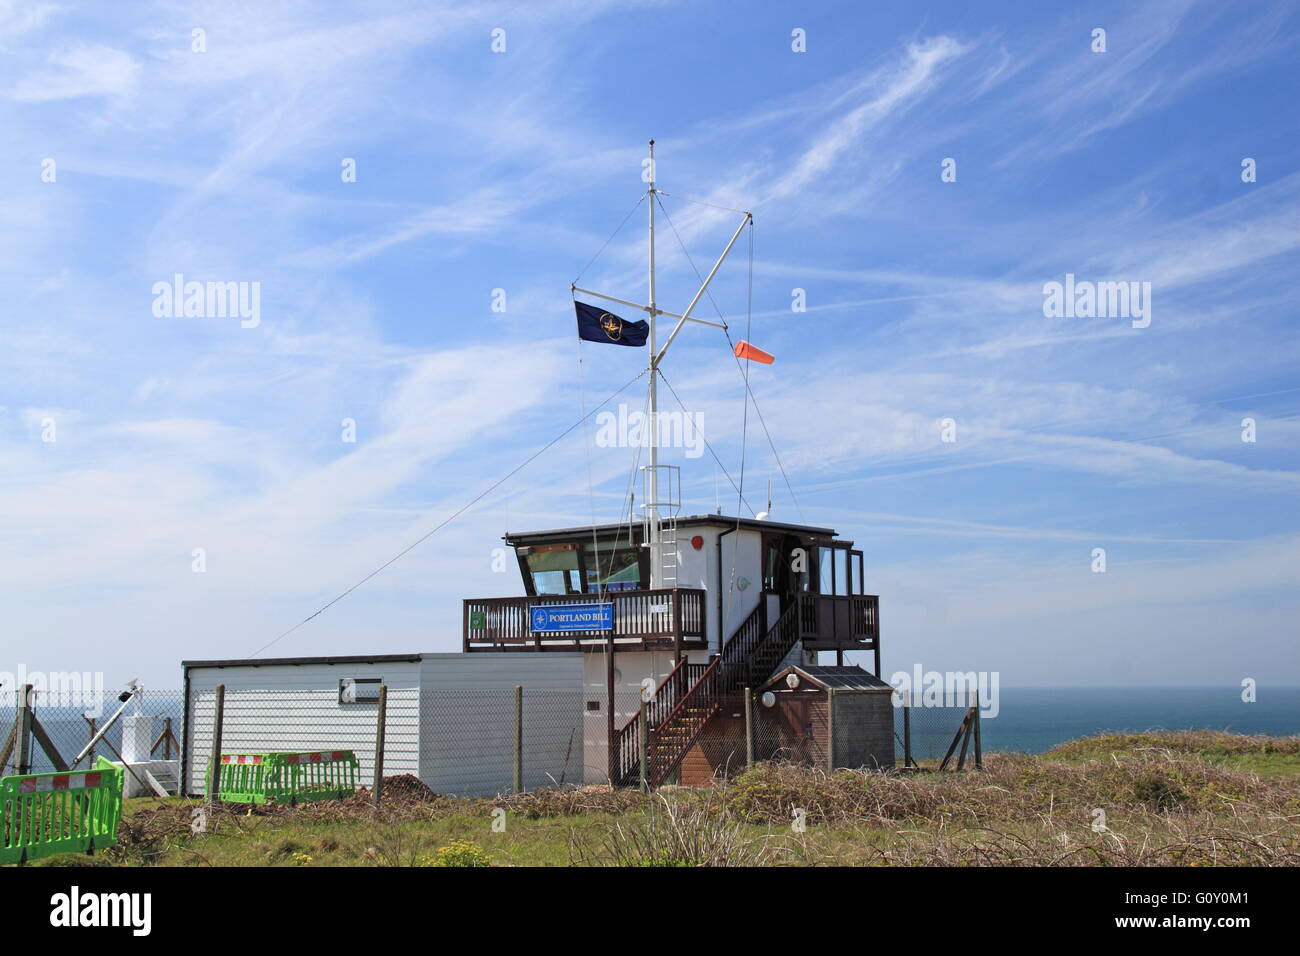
[463, 588, 707, 652]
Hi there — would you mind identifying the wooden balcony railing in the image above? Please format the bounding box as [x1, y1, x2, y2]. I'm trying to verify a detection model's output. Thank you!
[463, 588, 707, 652]
[799, 594, 879, 649]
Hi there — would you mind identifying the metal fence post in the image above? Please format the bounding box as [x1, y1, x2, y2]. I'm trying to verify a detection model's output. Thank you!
[207, 683, 225, 807]
[16, 684, 33, 775]
[513, 685, 523, 794]
[743, 687, 754, 768]
[973, 688, 983, 770]
[372, 684, 388, 807]
[84, 716, 97, 767]
[638, 698, 649, 794]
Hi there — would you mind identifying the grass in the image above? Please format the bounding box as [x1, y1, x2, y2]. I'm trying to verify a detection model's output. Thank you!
[1046, 730, 1300, 778]
[24, 730, 1300, 867]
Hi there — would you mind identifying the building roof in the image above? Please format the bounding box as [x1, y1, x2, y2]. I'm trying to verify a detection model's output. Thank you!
[505, 514, 837, 544]
[761, 665, 893, 693]
[182, 653, 424, 669]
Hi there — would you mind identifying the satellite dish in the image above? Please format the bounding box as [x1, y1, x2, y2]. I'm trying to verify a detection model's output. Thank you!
[761, 691, 776, 708]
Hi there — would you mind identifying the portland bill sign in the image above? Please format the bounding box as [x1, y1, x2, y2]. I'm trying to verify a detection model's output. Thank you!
[529, 602, 614, 634]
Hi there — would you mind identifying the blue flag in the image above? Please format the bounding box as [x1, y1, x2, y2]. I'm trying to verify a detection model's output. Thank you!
[575, 301, 648, 347]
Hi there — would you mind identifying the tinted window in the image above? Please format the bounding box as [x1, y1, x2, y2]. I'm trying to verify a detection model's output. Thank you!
[584, 545, 643, 592]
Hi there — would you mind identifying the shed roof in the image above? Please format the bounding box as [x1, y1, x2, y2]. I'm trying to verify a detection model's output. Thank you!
[761, 665, 893, 693]
[182, 653, 424, 669]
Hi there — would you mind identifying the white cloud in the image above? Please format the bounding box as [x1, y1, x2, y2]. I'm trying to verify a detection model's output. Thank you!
[8, 43, 139, 101]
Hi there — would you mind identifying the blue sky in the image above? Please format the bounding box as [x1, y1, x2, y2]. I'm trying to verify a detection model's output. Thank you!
[1, 0, 1297, 688]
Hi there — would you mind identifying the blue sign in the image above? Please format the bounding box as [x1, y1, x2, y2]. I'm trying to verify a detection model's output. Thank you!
[529, 602, 614, 633]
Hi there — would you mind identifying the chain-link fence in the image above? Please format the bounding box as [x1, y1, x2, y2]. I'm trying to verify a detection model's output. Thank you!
[637, 693, 979, 784]
[0, 679, 983, 801]
[421, 688, 585, 794]
[0, 688, 185, 779]
[898, 699, 984, 767]
[184, 683, 587, 799]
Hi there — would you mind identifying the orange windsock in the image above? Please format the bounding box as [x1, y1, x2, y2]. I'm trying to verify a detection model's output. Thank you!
[733, 339, 775, 364]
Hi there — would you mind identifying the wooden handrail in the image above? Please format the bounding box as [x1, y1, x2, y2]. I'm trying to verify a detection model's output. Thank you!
[610, 654, 694, 785]
[608, 593, 880, 787]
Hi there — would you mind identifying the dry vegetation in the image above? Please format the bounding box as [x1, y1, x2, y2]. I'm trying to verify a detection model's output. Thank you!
[53, 731, 1300, 867]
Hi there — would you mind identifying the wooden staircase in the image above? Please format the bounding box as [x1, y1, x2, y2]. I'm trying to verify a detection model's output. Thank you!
[611, 595, 810, 788]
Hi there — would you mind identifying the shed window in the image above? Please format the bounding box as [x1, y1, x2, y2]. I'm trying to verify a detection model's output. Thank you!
[339, 678, 382, 704]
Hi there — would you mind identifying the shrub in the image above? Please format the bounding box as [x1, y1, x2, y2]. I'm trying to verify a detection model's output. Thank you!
[427, 839, 492, 867]
[1132, 775, 1188, 811]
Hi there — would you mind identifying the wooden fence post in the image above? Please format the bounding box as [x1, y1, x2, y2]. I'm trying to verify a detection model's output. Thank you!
[207, 684, 225, 807]
[826, 687, 836, 772]
[973, 688, 983, 770]
[513, 685, 523, 794]
[372, 684, 388, 807]
[17, 684, 34, 775]
[638, 698, 649, 794]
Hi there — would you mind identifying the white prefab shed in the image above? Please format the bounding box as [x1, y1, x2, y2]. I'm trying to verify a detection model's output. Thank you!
[182, 652, 584, 798]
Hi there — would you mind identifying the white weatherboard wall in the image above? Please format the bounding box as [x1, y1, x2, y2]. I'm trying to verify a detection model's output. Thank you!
[185, 659, 422, 796]
[185, 653, 585, 798]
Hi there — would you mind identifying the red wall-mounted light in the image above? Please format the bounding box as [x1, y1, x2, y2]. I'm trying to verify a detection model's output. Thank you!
[690, 535, 704, 550]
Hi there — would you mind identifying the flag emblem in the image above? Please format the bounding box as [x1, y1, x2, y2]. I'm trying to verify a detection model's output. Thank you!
[575, 301, 649, 347]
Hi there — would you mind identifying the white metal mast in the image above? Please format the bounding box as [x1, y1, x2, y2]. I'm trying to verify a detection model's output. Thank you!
[571, 139, 752, 590]
[646, 140, 660, 587]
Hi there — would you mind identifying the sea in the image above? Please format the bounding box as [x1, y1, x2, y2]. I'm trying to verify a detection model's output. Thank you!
[974, 686, 1300, 754]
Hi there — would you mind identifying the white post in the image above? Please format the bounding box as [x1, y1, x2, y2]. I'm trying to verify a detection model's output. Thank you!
[120, 714, 153, 764]
[646, 138, 661, 589]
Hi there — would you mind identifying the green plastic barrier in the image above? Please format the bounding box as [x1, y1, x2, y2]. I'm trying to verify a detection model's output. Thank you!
[207, 751, 358, 805]
[0, 757, 124, 864]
